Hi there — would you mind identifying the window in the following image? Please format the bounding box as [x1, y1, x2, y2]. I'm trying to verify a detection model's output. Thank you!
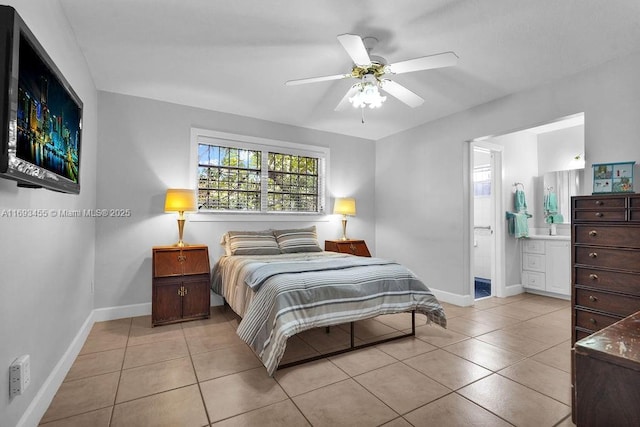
[191, 129, 328, 215]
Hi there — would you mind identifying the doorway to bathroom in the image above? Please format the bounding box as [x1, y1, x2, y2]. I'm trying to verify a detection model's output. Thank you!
[470, 142, 504, 300]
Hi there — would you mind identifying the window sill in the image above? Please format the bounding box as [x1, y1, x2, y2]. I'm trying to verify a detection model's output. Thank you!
[190, 212, 331, 222]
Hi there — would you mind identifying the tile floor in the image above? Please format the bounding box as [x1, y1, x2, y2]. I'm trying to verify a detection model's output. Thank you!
[40, 293, 576, 427]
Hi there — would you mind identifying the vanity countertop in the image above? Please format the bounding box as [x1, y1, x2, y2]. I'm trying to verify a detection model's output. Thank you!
[526, 234, 570, 241]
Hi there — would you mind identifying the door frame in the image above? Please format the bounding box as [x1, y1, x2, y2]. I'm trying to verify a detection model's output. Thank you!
[469, 140, 505, 299]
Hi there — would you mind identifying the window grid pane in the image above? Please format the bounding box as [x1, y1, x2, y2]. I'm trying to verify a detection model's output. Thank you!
[267, 152, 318, 212]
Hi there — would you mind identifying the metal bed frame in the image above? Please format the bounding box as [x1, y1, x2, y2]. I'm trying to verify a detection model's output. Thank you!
[277, 310, 417, 370]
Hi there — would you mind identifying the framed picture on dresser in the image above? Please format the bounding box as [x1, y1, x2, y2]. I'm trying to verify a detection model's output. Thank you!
[592, 161, 635, 194]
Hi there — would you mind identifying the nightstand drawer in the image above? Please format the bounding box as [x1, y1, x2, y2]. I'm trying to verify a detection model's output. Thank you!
[153, 246, 210, 277]
[325, 240, 371, 257]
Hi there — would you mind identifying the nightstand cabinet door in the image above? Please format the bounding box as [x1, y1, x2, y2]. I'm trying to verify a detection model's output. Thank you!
[152, 245, 211, 326]
[325, 240, 371, 257]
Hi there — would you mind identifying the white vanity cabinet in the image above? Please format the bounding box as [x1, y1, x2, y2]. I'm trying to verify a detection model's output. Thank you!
[521, 237, 570, 297]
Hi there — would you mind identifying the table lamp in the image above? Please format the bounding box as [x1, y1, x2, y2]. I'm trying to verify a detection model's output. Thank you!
[164, 188, 197, 247]
[333, 197, 356, 240]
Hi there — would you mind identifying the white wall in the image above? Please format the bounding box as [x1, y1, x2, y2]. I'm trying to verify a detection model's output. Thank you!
[538, 125, 585, 174]
[0, 2, 98, 426]
[95, 91, 376, 309]
[375, 50, 640, 302]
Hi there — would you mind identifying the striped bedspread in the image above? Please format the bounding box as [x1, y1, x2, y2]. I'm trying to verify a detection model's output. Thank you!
[212, 252, 446, 375]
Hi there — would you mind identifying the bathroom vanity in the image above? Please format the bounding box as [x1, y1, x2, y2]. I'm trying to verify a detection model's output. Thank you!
[521, 235, 571, 297]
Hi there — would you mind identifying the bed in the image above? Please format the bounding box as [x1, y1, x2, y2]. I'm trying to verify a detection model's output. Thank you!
[211, 227, 447, 375]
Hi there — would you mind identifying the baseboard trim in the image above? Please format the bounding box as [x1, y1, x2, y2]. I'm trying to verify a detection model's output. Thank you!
[92, 302, 151, 322]
[430, 288, 475, 307]
[17, 311, 95, 427]
[503, 283, 524, 298]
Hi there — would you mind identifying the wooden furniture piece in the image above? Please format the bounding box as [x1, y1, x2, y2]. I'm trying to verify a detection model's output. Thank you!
[324, 239, 371, 257]
[571, 194, 640, 421]
[574, 310, 640, 426]
[152, 245, 210, 326]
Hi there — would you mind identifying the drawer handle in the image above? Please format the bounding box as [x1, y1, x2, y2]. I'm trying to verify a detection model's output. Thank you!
[595, 212, 603, 217]
[589, 274, 598, 280]
[589, 318, 597, 325]
[177, 255, 187, 262]
[595, 200, 603, 206]
[588, 230, 598, 237]
[589, 252, 598, 258]
[589, 295, 598, 302]
[349, 243, 356, 251]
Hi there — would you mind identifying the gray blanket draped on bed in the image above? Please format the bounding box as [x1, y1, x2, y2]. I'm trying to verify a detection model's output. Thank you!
[213, 253, 446, 375]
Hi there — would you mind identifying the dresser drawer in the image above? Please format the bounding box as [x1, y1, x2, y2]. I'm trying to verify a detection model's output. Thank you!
[574, 267, 640, 295]
[574, 246, 640, 270]
[574, 225, 640, 248]
[630, 209, 640, 222]
[573, 197, 626, 210]
[573, 209, 626, 222]
[575, 288, 640, 317]
[153, 247, 210, 277]
[575, 309, 622, 332]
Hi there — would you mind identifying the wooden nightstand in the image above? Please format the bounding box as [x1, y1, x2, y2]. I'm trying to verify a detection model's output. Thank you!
[324, 239, 371, 257]
[152, 245, 211, 326]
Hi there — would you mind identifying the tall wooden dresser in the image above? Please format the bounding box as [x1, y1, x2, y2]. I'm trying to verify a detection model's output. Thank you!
[571, 194, 640, 422]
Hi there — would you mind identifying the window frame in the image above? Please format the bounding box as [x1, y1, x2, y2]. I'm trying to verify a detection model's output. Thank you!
[189, 128, 330, 222]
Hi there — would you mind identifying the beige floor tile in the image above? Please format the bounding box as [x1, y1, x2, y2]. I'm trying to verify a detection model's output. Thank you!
[111, 385, 208, 427]
[126, 322, 184, 347]
[297, 326, 353, 353]
[472, 297, 504, 310]
[443, 338, 525, 371]
[502, 319, 570, 346]
[123, 336, 188, 369]
[460, 310, 520, 329]
[293, 379, 398, 427]
[439, 303, 478, 318]
[445, 316, 500, 337]
[404, 393, 512, 426]
[413, 323, 469, 347]
[329, 347, 397, 376]
[458, 374, 570, 427]
[279, 335, 320, 364]
[499, 358, 572, 405]
[192, 344, 262, 381]
[79, 325, 130, 355]
[484, 304, 541, 321]
[39, 406, 112, 427]
[381, 417, 413, 426]
[531, 340, 572, 372]
[181, 320, 236, 339]
[376, 336, 437, 360]
[355, 362, 450, 414]
[375, 312, 417, 330]
[275, 359, 349, 396]
[40, 372, 119, 424]
[90, 318, 131, 332]
[200, 367, 288, 423]
[65, 348, 125, 381]
[404, 349, 492, 390]
[211, 399, 311, 426]
[116, 356, 196, 403]
[185, 326, 249, 355]
[337, 318, 399, 340]
[556, 414, 577, 426]
[475, 329, 555, 356]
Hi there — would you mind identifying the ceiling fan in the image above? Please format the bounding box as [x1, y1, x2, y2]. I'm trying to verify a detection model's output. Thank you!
[285, 34, 458, 111]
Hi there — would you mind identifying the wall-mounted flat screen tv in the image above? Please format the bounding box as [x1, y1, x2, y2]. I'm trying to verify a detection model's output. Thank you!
[0, 5, 83, 194]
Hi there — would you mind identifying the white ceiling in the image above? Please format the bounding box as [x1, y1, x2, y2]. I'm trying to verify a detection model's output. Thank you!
[58, 0, 640, 141]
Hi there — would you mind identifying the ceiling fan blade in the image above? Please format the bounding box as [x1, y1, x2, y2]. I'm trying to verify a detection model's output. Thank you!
[334, 85, 359, 111]
[285, 73, 351, 86]
[337, 34, 371, 66]
[380, 80, 424, 108]
[387, 51, 458, 75]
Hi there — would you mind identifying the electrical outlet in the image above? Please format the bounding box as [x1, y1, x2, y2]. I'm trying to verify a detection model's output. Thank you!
[9, 355, 30, 398]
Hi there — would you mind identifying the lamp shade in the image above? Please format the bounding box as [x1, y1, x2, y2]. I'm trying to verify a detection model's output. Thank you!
[164, 189, 197, 213]
[333, 197, 356, 216]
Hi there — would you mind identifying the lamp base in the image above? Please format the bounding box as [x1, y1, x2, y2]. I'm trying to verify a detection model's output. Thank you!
[340, 217, 348, 241]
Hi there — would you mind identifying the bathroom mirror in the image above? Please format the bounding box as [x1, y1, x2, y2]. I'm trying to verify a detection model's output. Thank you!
[537, 169, 584, 224]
